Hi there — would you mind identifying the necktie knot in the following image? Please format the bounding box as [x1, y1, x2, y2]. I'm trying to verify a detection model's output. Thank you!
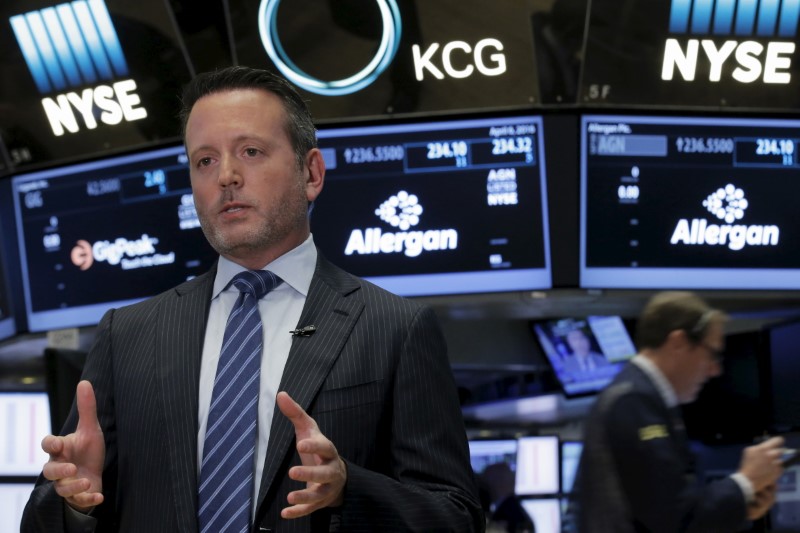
[229, 270, 282, 300]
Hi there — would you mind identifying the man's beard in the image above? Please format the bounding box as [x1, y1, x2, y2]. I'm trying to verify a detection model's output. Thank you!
[197, 181, 308, 258]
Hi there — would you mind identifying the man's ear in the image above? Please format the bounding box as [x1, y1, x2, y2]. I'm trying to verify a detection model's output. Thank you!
[304, 148, 325, 202]
[665, 328, 691, 352]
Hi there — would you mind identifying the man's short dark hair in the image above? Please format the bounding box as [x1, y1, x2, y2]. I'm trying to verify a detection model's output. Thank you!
[635, 291, 726, 350]
[179, 66, 317, 168]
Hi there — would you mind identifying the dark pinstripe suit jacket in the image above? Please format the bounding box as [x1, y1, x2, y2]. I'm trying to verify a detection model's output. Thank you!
[22, 253, 484, 533]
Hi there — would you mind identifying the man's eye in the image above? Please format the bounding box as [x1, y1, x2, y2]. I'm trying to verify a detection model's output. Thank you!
[245, 148, 259, 156]
[197, 157, 212, 167]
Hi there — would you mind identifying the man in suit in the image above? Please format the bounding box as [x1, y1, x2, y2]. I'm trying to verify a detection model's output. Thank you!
[575, 291, 785, 533]
[22, 66, 484, 533]
[560, 328, 609, 378]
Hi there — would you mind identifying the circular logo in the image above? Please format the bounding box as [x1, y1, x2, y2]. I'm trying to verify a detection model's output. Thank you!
[70, 239, 94, 271]
[258, 0, 402, 96]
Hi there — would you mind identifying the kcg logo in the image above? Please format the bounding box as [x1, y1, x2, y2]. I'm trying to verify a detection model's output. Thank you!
[670, 183, 780, 251]
[258, 0, 401, 96]
[344, 190, 458, 258]
[10, 0, 147, 136]
[257, 0, 507, 96]
[662, 0, 798, 84]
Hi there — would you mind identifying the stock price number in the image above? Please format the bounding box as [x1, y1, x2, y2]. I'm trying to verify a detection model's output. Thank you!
[756, 138, 794, 164]
[492, 136, 533, 158]
[427, 141, 468, 159]
[144, 169, 167, 194]
[343, 145, 405, 164]
[675, 137, 734, 154]
[618, 184, 639, 202]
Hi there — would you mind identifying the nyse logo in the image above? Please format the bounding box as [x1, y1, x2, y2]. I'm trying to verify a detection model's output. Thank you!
[661, 0, 799, 84]
[10, 0, 147, 136]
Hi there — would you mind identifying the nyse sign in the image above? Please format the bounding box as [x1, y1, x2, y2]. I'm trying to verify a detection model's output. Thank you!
[662, 38, 795, 83]
[42, 79, 147, 136]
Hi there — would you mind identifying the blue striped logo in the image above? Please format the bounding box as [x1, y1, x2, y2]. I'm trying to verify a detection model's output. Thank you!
[669, 0, 800, 37]
[10, 0, 129, 94]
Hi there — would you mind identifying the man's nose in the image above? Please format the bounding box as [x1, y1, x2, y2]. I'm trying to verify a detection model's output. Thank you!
[218, 156, 242, 187]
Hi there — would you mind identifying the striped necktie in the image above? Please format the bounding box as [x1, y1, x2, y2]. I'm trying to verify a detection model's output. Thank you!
[198, 270, 281, 533]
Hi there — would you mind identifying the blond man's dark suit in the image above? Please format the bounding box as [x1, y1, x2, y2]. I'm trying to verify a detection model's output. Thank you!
[22, 253, 483, 532]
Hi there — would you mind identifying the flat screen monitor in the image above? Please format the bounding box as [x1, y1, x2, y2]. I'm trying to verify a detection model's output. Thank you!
[10, 144, 217, 332]
[0, 483, 37, 532]
[560, 441, 583, 494]
[0, 392, 50, 476]
[515, 436, 559, 496]
[533, 316, 637, 397]
[581, 115, 800, 289]
[313, 115, 551, 296]
[519, 498, 562, 533]
[469, 439, 518, 476]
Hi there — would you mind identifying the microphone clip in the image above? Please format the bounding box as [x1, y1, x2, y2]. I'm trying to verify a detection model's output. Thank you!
[290, 325, 317, 337]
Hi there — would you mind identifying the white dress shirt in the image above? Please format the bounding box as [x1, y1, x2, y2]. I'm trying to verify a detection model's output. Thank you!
[196, 235, 317, 515]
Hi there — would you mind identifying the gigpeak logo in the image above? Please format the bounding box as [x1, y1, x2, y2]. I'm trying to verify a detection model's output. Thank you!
[670, 184, 780, 251]
[10, 0, 147, 136]
[344, 191, 458, 258]
[70, 234, 175, 270]
[662, 0, 798, 84]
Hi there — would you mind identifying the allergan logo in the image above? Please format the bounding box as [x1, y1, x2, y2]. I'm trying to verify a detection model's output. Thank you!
[9, 0, 147, 135]
[661, 0, 798, 84]
[344, 191, 458, 257]
[670, 183, 780, 251]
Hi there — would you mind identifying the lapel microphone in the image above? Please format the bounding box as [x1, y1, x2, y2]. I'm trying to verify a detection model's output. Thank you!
[290, 325, 316, 337]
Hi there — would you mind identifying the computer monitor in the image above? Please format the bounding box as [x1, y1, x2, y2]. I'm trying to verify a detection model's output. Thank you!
[533, 316, 637, 397]
[10, 144, 217, 332]
[0, 392, 50, 476]
[519, 498, 562, 533]
[515, 436, 559, 496]
[0, 483, 37, 533]
[312, 114, 552, 296]
[581, 114, 800, 289]
[560, 441, 583, 494]
[469, 439, 519, 476]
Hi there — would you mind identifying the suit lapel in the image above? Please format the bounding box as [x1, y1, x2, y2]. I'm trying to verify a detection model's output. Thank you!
[156, 268, 215, 533]
[255, 255, 363, 513]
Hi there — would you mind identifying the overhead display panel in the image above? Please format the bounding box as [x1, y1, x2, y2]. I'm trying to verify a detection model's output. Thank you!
[312, 114, 551, 296]
[227, 0, 541, 121]
[11, 144, 217, 332]
[580, 0, 800, 109]
[581, 114, 800, 290]
[0, 0, 193, 170]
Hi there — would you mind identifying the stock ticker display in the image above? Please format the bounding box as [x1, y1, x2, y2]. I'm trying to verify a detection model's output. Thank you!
[313, 115, 551, 296]
[11, 145, 217, 332]
[581, 115, 800, 289]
